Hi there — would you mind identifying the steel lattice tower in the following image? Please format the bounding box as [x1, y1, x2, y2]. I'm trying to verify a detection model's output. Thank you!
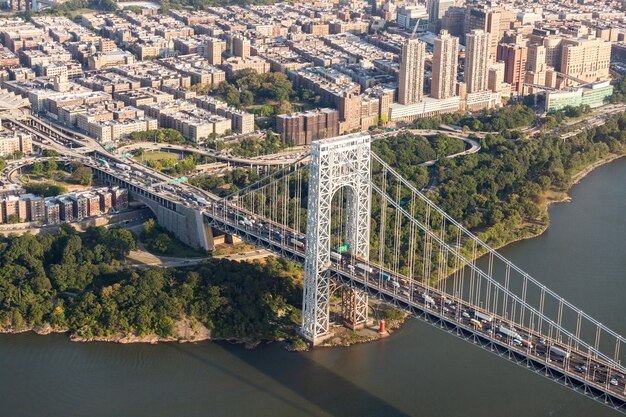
[302, 133, 372, 345]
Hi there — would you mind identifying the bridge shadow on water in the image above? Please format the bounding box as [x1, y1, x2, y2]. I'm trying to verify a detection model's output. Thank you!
[163, 342, 411, 417]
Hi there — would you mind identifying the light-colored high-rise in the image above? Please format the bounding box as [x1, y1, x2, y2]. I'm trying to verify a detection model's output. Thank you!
[465, 29, 491, 93]
[232, 36, 251, 59]
[206, 38, 226, 66]
[527, 44, 547, 73]
[398, 38, 426, 105]
[560, 37, 611, 84]
[465, 6, 501, 62]
[431, 30, 459, 99]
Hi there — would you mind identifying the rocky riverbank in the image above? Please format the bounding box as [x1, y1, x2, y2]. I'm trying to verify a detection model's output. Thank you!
[0, 318, 212, 345]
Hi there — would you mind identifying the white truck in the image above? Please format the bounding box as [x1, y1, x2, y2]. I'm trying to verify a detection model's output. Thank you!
[549, 345, 570, 359]
[115, 163, 131, 171]
[422, 294, 435, 305]
[472, 310, 494, 323]
[497, 326, 522, 341]
[355, 263, 373, 274]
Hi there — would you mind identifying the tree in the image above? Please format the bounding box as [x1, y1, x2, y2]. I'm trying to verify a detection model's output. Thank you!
[46, 159, 58, 173]
[7, 214, 21, 224]
[152, 233, 172, 253]
[71, 166, 93, 186]
[225, 87, 240, 107]
[240, 90, 254, 106]
[32, 161, 44, 175]
[142, 219, 157, 237]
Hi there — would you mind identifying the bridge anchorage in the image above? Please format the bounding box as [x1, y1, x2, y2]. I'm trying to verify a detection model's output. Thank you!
[303, 133, 372, 344]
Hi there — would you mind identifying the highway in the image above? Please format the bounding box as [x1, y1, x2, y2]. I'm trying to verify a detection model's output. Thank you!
[524, 103, 626, 139]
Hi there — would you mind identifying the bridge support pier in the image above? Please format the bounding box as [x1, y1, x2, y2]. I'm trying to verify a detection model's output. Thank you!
[302, 134, 372, 346]
[341, 287, 368, 329]
[92, 168, 214, 252]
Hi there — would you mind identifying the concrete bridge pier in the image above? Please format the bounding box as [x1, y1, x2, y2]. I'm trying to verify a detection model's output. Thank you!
[93, 168, 215, 252]
[152, 203, 215, 252]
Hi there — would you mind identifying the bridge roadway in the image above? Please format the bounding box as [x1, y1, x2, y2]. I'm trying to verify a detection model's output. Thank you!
[200, 202, 626, 412]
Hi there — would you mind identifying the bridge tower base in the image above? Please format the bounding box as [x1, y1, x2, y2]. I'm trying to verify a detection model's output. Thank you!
[341, 286, 368, 330]
[302, 133, 372, 345]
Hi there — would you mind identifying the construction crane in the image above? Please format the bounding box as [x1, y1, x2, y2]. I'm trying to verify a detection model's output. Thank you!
[410, 17, 421, 39]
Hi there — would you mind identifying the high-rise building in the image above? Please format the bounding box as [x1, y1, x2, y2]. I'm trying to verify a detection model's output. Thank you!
[560, 37, 611, 84]
[398, 38, 426, 105]
[488, 61, 509, 95]
[396, 5, 428, 30]
[206, 38, 226, 66]
[465, 29, 491, 93]
[524, 43, 548, 88]
[497, 43, 528, 95]
[275, 108, 339, 145]
[432, 30, 459, 99]
[441, 7, 466, 38]
[232, 36, 251, 59]
[427, 0, 455, 28]
[465, 6, 501, 62]
[527, 44, 547, 73]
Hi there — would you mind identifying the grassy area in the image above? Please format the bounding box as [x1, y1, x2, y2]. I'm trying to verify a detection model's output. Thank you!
[135, 151, 181, 162]
[21, 171, 86, 190]
[140, 233, 206, 258]
[212, 242, 258, 256]
[64, 7, 101, 17]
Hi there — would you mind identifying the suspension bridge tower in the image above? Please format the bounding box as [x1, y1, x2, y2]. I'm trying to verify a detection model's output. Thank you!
[302, 133, 372, 345]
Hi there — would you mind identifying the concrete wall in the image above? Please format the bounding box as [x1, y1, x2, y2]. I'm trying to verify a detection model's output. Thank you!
[92, 167, 215, 252]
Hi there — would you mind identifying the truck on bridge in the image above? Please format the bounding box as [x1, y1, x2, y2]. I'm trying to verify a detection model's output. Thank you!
[550, 345, 571, 359]
[356, 263, 373, 274]
[115, 163, 131, 171]
[497, 326, 523, 341]
[472, 310, 494, 323]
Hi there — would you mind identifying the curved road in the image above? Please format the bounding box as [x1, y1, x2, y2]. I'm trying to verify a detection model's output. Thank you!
[117, 142, 308, 167]
[119, 127, 482, 171]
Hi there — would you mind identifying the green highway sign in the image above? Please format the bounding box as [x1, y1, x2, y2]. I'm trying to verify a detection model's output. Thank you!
[338, 244, 350, 252]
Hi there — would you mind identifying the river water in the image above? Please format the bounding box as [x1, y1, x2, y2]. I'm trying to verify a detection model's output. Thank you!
[1, 159, 625, 417]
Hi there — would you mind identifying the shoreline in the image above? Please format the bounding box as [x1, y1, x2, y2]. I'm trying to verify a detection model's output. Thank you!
[434, 151, 626, 271]
[0, 152, 623, 350]
[490, 152, 626, 252]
